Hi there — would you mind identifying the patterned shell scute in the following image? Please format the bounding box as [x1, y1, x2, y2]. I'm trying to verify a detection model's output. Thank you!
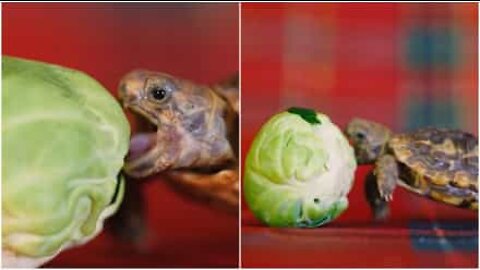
[389, 127, 478, 194]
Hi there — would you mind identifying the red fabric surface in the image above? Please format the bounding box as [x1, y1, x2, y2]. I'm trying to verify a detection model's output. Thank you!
[3, 3, 239, 267]
[242, 166, 478, 268]
[241, 3, 478, 268]
[242, 222, 478, 268]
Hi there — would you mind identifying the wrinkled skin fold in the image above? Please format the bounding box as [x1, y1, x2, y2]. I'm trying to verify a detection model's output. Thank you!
[119, 70, 237, 178]
[345, 118, 478, 220]
[110, 70, 239, 244]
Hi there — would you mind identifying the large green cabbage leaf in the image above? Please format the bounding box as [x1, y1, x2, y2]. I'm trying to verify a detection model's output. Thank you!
[2, 57, 129, 267]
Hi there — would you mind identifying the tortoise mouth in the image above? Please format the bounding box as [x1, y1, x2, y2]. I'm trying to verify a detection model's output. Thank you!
[125, 110, 158, 162]
[127, 132, 157, 162]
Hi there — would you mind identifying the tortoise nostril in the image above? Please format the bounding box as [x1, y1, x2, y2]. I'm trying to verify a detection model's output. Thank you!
[118, 82, 127, 94]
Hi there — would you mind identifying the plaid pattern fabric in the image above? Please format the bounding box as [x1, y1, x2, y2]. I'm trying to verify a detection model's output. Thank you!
[241, 3, 478, 268]
[242, 166, 478, 268]
[241, 3, 477, 136]
[242, 218, 478, 268]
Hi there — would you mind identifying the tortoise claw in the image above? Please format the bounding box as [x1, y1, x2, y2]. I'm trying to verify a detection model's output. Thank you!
[365, 171, 392, 220]
[378, 190, 393, 202]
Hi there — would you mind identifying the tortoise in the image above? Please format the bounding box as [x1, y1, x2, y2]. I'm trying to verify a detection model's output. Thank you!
[345, 118, 478, 220]
[109, 69, 238, 244]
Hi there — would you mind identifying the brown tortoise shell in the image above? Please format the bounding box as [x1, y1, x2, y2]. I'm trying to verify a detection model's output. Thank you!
[388, 127, 478, 210]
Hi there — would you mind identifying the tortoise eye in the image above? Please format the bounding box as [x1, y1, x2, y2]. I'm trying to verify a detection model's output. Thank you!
[148, 82, 174, 103]
[151, 87, 168, 100]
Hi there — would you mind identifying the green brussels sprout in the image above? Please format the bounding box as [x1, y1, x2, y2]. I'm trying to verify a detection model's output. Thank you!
[2, 57, 129, 267]
[244, 107, 357, 228]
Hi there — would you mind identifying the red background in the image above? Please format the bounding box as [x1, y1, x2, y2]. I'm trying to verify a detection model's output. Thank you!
[3, 3, 239, 267]
[241, 3, 478, 268]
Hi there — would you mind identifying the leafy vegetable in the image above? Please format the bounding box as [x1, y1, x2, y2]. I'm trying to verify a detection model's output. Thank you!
[244, 109, 356, 227]
[2, 57, 129, 267]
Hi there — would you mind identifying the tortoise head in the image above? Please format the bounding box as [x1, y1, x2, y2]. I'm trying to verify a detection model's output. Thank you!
[345, 118, 392, 164]
[119, 70, 233, 177]
[119, 70, 218, 127]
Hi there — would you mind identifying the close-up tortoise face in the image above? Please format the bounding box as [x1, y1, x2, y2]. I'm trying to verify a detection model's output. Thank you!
[118, 70, 236, 178]
[345, 118, 392, 164]
[119, 70, 215, 128]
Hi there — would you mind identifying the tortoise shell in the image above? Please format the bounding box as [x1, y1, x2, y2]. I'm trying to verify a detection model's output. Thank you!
[388, 127, 478, 209]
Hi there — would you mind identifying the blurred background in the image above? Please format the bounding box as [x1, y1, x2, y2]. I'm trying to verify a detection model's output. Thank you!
[3, 3, 238, 267]
[241, 3, 478, 268]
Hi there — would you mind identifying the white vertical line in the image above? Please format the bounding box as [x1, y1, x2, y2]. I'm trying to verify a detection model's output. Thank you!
[477, 2, 480, 140]
[0, 2, 3, 244]
[476, 5, 479, 250]
[238, 1, 242, 269]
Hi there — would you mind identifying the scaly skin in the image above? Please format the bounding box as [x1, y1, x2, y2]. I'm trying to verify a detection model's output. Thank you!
[110, 71, 238, 245]
[345, 118, 478, 220]
[119, 70, 237, 178]
[119, 69, 239, 209]
[161, 73, 239, 212]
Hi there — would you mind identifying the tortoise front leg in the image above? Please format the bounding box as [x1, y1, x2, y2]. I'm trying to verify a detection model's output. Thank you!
[375, 154, 399, 201]
[365, 154, 399, 220]
[163, 168, 238, 213]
